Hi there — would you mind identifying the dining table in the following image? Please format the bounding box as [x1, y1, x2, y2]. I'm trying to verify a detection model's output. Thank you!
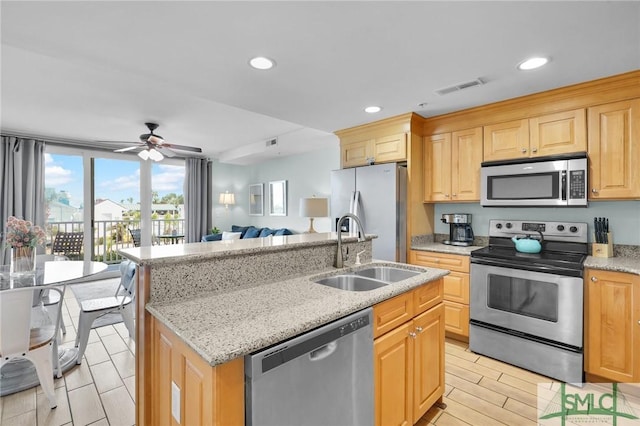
[0, 260, 108, 396]
[158, 233, 185, 244]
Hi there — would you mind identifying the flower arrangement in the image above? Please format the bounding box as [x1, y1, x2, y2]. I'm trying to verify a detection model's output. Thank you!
[4, 216, 46, 248]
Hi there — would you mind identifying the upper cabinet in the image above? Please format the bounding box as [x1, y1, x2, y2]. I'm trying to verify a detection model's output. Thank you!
[483, 109, 587, 162]
[341, 133, 407, 168]
[424, 127, 482, 202]
[335, 113, 422, 169]
[588, 99, 640, 200]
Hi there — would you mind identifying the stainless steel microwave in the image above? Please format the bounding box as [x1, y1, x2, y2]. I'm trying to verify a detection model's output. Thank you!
[481, 153, 588, 207]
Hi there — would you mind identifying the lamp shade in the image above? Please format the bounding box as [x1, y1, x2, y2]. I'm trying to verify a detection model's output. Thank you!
[299, 197, 328, 218]
[219, 191, 236, 206]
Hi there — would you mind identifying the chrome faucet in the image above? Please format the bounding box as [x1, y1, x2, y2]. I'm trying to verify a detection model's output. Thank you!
[335, 213, 366, 268]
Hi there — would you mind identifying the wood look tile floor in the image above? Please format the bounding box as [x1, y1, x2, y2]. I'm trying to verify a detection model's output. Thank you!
[1, 285, 560, 426]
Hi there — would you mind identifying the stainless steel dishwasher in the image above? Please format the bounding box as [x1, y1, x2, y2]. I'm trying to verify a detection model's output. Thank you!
[245, 307, 373, 426]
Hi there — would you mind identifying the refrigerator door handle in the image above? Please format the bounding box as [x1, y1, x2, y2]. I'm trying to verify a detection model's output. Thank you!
[351, 191, 361, 236]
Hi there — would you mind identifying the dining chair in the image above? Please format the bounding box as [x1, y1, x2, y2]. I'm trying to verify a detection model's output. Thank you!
[0, 285, 65, 408]
[75, 260, 136, 365]
[51, 231, 84, 260]
[35, 254, 69, 336]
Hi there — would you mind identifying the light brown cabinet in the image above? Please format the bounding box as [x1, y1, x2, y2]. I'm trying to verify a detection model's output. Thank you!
[341, 133, 407, 168]
[585, 269, 640, 383]
[373, 279, 445, 426]
[424, 127, 482, 202]
[409, 250, 470, 339]
[588, 99, 640, 200]
[483, 109, 587, 162]
[150, 316, 244, 426]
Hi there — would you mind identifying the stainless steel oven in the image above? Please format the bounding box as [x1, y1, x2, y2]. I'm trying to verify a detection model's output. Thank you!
[469, 219, 588, 384]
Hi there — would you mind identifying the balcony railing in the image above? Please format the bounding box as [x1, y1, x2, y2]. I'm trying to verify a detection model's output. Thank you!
[46, 219, 186, 264]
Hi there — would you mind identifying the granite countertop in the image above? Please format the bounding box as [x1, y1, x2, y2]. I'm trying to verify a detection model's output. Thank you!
[119, 232, 375, 266]
[146, 261, 449, 367]
[584, 256, 640, 275]
[411, 242, 484, 256]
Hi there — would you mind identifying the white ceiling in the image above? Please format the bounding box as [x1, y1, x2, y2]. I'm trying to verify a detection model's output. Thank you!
[2, 1, 639, 165]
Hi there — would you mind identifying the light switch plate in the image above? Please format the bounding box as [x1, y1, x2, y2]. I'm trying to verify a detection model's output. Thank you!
[171, 381, 181, 423]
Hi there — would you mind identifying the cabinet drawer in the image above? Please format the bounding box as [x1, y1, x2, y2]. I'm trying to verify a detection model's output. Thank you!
[443, 272, 469, 304]
[373, 292, 414, 338]
[414, 279, 443, 316]
[443, 301, 469, 337]
[409, 250, 470, 273]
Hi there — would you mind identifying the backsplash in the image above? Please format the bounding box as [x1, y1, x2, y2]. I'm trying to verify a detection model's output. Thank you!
[434, 201, 640, 246]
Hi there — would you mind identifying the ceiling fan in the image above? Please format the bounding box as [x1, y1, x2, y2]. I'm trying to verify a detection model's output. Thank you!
[112, 123, 202, 161]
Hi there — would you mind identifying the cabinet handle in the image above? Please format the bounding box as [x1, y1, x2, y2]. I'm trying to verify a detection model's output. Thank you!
[452, 193, 457, 197]
[592, 188, 598, 193]
[532, 147, 538, 153]
[408, 331, 417, 339]
[591, 276, 598, 282]
[521, 148, 527, 154]
[445, 194, 450, 198]
[415, 326, 424, 333]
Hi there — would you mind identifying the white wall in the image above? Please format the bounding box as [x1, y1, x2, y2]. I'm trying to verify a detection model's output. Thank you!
[434, 201, 640, 245]
[211, 147, 340, 234]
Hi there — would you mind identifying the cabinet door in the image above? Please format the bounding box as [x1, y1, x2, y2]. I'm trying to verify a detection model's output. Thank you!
[341, 139, 372, 168]
[443, 271, 469, 304]
[451, 127, 483, 201]
[374, 133, 407, 163]
[588, 99, 640, 199]
[585, 269, 640, 382]
[374, 322, 414, 426]
[413, 304, 445, 423]
[483, 119, 529, 161]
[443, 301, 470, 337]
[530, 109, 586, 157]
[424, 133, 452, 202]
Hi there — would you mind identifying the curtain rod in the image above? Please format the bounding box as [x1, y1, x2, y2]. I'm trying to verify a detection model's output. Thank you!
[1, 130, 209, 160]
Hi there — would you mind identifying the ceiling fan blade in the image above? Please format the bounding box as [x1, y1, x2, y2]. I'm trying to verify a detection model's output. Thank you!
[114, 146, 142, 153]
[163, 143, 203, 153]
[155, 146, 177, 157]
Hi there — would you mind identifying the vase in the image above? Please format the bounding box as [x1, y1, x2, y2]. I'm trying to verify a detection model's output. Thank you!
[10, 246, 36, 277]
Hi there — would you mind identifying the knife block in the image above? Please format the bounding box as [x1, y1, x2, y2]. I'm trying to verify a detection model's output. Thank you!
[592, 232, 613, 258]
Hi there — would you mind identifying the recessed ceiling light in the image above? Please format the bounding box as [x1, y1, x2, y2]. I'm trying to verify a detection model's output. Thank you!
[517, 57, 549, 71]
[249, 56, 275, 70]
[364, 106, 382, 114]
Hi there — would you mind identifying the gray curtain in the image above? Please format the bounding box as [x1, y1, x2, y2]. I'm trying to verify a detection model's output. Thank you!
[1, 137, 46, 264]
[184, 157, 212, 243]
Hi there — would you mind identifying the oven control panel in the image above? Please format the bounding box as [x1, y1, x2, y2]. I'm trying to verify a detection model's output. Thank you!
[489, 220, 588, 243]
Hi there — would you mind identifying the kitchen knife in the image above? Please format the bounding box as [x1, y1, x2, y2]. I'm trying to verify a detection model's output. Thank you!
[594, 217, 600, 243]
[604, 218, 609, 243]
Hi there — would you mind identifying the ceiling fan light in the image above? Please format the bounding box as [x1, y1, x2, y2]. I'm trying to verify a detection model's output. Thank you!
[148, 148, 164, 161]
[138, 149, 150, 161]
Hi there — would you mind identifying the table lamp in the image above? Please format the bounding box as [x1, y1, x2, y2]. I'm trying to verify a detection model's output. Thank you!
[299, 197, 328, 233]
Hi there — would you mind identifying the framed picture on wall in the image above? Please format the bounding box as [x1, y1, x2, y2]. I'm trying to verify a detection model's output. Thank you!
[269, 180, 287, 216]
[249, 183, 264, 216]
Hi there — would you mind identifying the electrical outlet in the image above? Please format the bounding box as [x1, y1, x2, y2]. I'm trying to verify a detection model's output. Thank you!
[171, 381, 181, 423]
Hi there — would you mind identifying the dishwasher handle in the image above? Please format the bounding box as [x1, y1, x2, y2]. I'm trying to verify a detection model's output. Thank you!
[309, 341, 338, 361]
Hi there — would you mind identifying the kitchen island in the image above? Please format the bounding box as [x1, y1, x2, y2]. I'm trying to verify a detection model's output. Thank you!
[119, 232, 449, 426]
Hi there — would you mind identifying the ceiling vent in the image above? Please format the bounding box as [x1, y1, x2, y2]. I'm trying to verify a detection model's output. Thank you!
[265, 138, 278, 147]
[434, 78, 485, 96]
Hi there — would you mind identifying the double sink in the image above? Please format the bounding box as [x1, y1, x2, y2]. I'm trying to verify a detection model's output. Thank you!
[314, 266, 421, 292]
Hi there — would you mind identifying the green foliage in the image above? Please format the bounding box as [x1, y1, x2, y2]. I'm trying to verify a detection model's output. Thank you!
[211, 227, 220, 234]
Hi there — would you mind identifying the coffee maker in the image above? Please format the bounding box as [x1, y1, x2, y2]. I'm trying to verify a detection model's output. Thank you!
[441, 213, 474, 246]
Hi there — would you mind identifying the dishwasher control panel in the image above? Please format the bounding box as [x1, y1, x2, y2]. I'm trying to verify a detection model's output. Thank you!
[339, 315, 370, 336]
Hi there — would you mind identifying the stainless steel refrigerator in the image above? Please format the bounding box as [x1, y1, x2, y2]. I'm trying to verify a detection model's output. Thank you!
[330, 163, 407, 263]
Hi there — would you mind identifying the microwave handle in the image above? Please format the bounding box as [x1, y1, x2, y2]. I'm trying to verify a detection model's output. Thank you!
[561, 170, 567, 201]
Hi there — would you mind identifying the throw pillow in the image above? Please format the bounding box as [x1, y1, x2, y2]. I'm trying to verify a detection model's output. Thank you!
[222, 231, 242, 241]
[231, 225, 250, 238]
[243, 226, 261, 239]
[258, 227, 275, 238]
[274, 228, 293, 236]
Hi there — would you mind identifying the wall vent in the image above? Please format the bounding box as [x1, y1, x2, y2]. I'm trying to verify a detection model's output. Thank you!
[434, 78, 485, 96]
[265, 138, 278, 147]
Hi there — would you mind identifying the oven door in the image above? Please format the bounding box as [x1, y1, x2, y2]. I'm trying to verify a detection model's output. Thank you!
[470, 263, 583, 348]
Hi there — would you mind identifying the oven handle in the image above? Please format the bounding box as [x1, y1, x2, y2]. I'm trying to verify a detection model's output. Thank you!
[561, 170, 567, 201]
[470, 256, 583, 278]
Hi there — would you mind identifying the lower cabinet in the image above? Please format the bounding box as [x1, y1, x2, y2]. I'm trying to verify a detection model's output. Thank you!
[585, 269, 640, 382]
[410, 250, 470, 339]
[150, 316, 244, 426]
[373, 279, 445, 426]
